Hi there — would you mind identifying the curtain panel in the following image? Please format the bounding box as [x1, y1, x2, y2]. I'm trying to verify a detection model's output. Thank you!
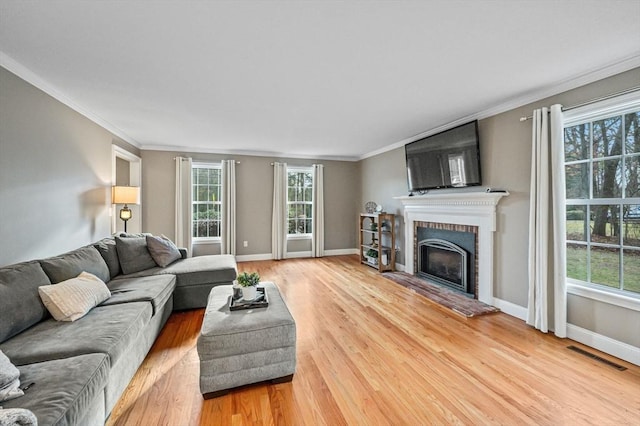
[221, 160, 236, 256]
[311, 164, 325, 257]
[527, 104, 567, 338]
[175, 156, 193, 257]
[272, 162, 287, 260]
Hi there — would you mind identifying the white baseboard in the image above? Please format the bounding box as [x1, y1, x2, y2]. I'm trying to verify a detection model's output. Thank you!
[493, 298, 528, 321]
[235, 253, 272, 262]
[325, 248, 359, 256]
[236, 249, 358, 263]
[567, 324, 640, 366]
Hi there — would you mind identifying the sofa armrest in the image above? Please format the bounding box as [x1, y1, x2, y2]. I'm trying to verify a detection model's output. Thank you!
[179, 248, 188, 259]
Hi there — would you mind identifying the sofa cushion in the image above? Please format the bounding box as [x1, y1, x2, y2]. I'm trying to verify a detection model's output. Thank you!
[115, 236, 157, 275]
[39, 245, 110, 284]
[0, 353, 109, 426]
[0, 260, 52, 343]
[0, 302, 152, 367]
[38, 272, 111, 322]
[146, 235, 181, 267]
[94, 237, 121, 279]
[102, 274, 176, 316]
[159, 255, 238, 288]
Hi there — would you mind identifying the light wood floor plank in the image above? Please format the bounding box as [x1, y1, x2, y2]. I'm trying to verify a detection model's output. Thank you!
[107, 255, 640, 425]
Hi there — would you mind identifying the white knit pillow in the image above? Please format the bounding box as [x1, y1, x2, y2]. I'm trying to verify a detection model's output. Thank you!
[38, 271, 111, 321]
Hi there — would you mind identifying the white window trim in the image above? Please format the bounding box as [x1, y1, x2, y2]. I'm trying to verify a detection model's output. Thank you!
[287, 166, 313, 238]
[567, 280, 640, 312]
[192, 162, 222, 243]
[563, 91, 640, 305]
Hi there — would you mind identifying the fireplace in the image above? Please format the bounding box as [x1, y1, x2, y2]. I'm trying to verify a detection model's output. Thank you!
[397, 191, 508, 305]
[415, 223, 477, 296]
[418, 239, 468, 293]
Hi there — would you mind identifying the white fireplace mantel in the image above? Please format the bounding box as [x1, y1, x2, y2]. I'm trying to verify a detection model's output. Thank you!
[396, 191, 509, 305]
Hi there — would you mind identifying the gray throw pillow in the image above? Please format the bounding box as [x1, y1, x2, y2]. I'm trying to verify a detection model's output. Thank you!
[115, 236, 157, 275]
[146, 235, 182, 267]
[39, 246, 110, 284]
[94, 237, 121, 279]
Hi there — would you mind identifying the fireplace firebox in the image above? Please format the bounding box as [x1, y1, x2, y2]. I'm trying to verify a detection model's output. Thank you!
[418, 239, 468, 293]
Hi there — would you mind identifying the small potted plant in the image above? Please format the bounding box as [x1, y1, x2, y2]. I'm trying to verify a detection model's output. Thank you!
[365, 249, 379, 266]
[237, 271, 260, 300]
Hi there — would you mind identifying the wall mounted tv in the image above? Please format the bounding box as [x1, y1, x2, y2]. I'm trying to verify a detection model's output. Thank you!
[405, 120, 482, 192]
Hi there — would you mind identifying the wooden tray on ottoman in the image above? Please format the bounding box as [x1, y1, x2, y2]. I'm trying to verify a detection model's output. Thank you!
[228, 287, 269, 311]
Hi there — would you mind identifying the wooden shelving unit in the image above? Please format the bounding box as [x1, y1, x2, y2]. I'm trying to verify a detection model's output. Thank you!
[359, 213, 395, 272]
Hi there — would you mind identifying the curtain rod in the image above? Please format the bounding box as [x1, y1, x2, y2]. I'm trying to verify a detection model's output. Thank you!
[172, 157, 240, 164]
[271, 163, 323, 166]
[519, 85, 640, 122]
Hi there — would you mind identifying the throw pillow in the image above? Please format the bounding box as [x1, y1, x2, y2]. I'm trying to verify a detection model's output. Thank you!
[93, 237, 121, 279]
[115, 236, 157, 275]
[38, 272, 111, 322]
[146, 235, 182, 267]
[0, 350, 23, 402]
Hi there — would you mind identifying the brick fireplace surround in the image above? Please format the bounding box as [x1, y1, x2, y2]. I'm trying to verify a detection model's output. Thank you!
[397, 191, 508, 306]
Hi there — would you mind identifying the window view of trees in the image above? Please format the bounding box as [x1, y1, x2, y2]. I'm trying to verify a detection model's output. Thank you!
[564, 109, 640, 294]
[287, 170, 313, 235]
[192, 166, 222, 238]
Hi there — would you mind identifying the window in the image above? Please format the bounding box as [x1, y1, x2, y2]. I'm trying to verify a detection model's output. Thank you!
[287, 167, 313, 237]
[564, 100, 640, 296]
[192, 164, 222, 239]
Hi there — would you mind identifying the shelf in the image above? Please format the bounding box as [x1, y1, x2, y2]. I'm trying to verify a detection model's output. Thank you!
[359, 213, 395, 272]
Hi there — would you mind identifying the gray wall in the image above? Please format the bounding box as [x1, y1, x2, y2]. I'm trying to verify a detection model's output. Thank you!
[0, 66, 139, 266]
[360, 67, 640, 347]
[141, 150, 360, 257]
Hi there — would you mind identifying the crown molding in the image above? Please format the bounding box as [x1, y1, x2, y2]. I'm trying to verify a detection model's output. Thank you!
[360, 53, 640, 160]
[0, 51, 141, 148]
[140, 143, 360, 162]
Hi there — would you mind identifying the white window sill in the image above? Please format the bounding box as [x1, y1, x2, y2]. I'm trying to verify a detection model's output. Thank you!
[193, 238, 221, 245]
[287, 234, 312, 240]
[567, 281, 640, 312]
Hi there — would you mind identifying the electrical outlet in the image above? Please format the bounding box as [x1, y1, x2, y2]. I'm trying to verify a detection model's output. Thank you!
[243, 241, 248, 247]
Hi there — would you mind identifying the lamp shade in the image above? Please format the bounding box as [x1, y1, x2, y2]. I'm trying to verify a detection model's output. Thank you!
[112, 186, 140, 205]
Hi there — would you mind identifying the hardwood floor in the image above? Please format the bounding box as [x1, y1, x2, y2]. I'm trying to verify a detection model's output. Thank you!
[106, 255, 640, 425]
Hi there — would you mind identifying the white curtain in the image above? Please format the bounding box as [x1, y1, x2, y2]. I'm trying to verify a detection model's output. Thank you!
[272, 162, 287, 260]
[527, 104, 567, 337]
[175, 156, 193, 257]
[221, 160, 236, 256]
[311, 164, 325, 257]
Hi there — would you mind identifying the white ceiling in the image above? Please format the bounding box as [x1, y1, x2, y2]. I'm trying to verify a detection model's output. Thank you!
[1, 1, 639, 161]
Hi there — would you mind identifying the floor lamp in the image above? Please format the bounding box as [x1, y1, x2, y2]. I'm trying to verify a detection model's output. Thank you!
[112, 186, 140, 233]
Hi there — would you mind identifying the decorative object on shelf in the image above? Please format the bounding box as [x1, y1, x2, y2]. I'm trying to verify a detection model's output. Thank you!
[365, 249, 379, 266]
[112, 186, 140, 232]
[237, 271, 260, 301]
[370, 222, 378, 231]
[375, 204, 383, 213]
[364, 201, 377, 213]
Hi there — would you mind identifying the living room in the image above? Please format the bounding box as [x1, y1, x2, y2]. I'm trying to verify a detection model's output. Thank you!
[1, 1, 639, 425]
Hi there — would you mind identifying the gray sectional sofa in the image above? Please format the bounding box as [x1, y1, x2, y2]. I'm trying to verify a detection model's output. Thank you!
[0, 234, 237, 426]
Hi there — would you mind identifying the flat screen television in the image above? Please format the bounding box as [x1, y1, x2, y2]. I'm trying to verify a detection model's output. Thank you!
[405, 120, 482, 192]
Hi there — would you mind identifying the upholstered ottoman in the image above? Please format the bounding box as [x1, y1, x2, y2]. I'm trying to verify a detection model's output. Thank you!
[197, 282, 296, 398]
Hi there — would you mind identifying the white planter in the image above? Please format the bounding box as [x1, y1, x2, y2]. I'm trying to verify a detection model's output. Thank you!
[241, 286, 258, 301]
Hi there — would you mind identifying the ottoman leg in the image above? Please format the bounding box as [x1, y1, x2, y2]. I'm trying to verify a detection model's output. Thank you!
[271, 374, 294, 384]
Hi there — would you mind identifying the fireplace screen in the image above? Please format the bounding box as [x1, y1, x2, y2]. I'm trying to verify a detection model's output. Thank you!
[418, 238, 468, 293]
